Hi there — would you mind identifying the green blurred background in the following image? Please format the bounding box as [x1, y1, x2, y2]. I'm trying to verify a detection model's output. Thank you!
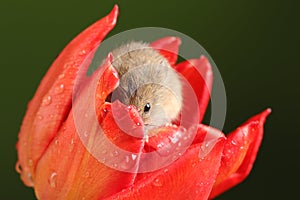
[1, 0, 299, 199]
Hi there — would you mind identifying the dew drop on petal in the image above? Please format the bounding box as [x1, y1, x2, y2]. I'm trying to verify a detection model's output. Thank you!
[26, 173, 34, 187]
[120, 155, 135, 170]
[152, 177, 163, 187]
[42, 95, 52, 106]
[58, 73, 65, 79]
[231, 140, 237, 146]
[102, 149, 107, 154]
[63, 62, 75, 69]
[69, 139, 75, 152]
[83, 131, 89, 137]
[112, 150, 119, 157]
[49, 172, 57, 188]
[191, 161, 197, 168]
[79, 50, 86, 56]
[28, 159, 33, 167]
[83, 171, 90, 178]
[55, 84, 65, 94]
[100, 157, 106, 163]
[131, 154, 137, 160]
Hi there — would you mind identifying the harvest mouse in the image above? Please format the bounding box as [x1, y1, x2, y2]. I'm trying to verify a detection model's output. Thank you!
[107, 41, 182, 130]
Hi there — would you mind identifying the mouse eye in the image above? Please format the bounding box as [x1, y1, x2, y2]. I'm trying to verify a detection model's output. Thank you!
[144, 103, 151, 113]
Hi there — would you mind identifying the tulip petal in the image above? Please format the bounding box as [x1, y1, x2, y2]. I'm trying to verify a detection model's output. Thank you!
[34, 61, 145, 199]
[209, 109, 271, 198]
[105, 125, 225, 200]
[16, 5, 119, 186]
[174, 56, 213, 123]
[150, 37, 181, 66]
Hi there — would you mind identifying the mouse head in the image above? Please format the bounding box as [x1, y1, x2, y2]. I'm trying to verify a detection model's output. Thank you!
[129, 83, 181, 128]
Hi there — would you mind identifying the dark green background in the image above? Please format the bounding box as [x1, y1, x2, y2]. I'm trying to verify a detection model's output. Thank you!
[1, 0, 299, 199]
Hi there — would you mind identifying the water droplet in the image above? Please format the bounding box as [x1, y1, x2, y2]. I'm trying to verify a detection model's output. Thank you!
[28, 159, 33, 167]
[168, 135, 179, 144]
[55, 84, 65, 94]
[83, 131, 89, 137]
[15, 162, 22, 173]
[100, 157, 106, 163]
[49, 172, 57, 188]
[231, 140, 237, 146]
[242, 129, 248, 137]
[152, 177, 163, 187]
[83, 171, 90, 178]
[79, 50, 86, 56]
[191, 162, 197, 168]
[120, 155, 136, 170]
[112, 150, 119, 157]
[163, 168, 169, 173]
[55, 140, 59, 145]
[42, 95, 52, 106]
[27, 173, 34, 186]
[69, 139, 75, 152]
[131, 154, 137, 160]
[37, 115, 43, 120]
[196, 182, 203, 187]
[58, 74, 65, 79]
[63, 62, 75, 69]
[226, 149, 232, 155]
[102, 149, 107, 154]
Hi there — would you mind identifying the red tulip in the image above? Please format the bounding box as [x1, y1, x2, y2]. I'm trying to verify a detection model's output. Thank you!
[16, 5, 271, 200]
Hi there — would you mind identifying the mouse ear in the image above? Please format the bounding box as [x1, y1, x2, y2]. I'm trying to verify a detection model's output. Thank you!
[150, 37, 181, 66]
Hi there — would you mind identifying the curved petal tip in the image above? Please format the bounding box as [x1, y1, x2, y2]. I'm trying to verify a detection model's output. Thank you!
[108, 5, 119, 26]
[209, 109, 271, 198]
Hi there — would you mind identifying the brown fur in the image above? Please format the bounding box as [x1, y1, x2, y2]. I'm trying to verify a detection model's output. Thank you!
[109, 42, 182, 128]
